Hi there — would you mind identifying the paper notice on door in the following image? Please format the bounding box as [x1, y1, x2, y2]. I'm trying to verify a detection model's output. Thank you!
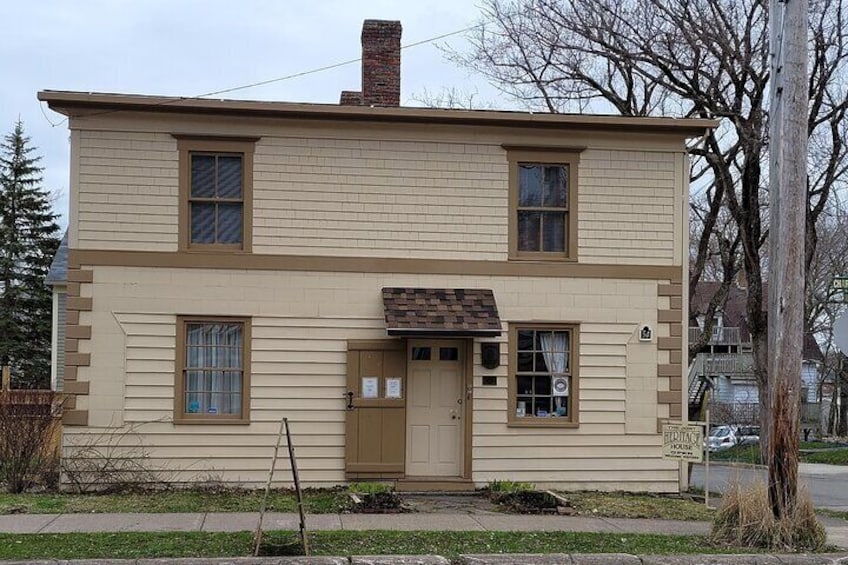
[385, 377, 402, 399]
[361, 377, 379, 399]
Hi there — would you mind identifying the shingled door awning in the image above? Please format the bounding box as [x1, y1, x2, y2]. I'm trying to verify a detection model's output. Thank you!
[381, 288, 502, 337]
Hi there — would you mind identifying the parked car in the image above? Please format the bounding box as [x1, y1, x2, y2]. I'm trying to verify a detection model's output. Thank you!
[706, 425, 760, 452]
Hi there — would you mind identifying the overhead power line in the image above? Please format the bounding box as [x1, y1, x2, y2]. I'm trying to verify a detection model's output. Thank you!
[40, 22, 483, 126]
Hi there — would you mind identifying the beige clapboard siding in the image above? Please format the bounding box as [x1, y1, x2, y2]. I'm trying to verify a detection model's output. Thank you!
[72, 117, 684, 265]
[66, 265, 673, 488]
[579, 149, 677, 265]
[252, 137, 508, 260]
[76, 130, 178, 252]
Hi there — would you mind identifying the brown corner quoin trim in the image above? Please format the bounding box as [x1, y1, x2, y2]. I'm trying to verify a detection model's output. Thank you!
[63, 266, 93, 427]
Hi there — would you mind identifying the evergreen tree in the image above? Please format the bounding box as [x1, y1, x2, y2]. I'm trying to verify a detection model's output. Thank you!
[0, 120, 60, 389]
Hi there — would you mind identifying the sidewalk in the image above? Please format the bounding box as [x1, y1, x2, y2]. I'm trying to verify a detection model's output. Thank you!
[0, 511, 712, 536]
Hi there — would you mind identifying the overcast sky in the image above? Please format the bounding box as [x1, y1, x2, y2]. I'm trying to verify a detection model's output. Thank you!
[2, 1, 509, 227]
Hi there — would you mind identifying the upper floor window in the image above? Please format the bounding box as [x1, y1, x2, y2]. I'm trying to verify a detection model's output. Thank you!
[175, 136, 257, 252]
[507, 149, 579, 260]
[190, 153, 243, 245]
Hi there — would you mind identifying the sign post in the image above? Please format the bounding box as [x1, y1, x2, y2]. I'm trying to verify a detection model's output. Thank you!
[662, 421, 708, 505]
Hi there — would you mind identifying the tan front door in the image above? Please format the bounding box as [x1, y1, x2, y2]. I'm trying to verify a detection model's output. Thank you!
[406, 340, 464, 477]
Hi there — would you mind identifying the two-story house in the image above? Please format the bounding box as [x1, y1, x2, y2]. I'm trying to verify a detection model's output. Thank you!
[41, 20, 715, 492]
[688, 281, 826, 433]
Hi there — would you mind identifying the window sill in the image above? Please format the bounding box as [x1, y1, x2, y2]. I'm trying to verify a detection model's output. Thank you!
[173, 417, 251, 426]
[508, 254, 577, 263]
[508, 419, 579, 428]
[183, 245, 250, 254]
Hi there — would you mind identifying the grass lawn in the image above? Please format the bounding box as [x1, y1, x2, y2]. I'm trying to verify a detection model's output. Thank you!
[557, 492, 714, 521]
[819, 509, 848, 522]
[3, 488, 713, 522]
[710, 445, 848, 466]
[709, 445, 762, 465]
[0, 530, 748, 560]
[0, 488, 349, 515]
[802, 448, 848, 465]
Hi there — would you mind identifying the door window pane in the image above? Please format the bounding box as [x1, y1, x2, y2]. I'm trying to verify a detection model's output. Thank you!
[439, 347, 459, 361]
[411, 347, 431, 361]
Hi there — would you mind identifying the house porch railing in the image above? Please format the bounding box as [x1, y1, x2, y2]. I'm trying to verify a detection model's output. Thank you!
[689, 326, 742, 346]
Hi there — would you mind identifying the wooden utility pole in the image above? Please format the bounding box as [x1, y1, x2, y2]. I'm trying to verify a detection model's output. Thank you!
[767, 0, 808, 519]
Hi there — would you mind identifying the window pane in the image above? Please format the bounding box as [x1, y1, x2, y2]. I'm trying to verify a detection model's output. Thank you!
[411, 347, 431, 361]
[518, 211, 541, 251]
[217, 203, 243, 244]
[534, 397, 551, 417]
[517, 351, 533, 371]
[535, 351, 548, 372]
[191, 203, 216, 244]
[516, 397, 530, 417]
[439, 347, 459, 361]
[217, 156, 242, 198]
[191, 155, 216, 197]
[517, 330, 534, 351]
[518, 165, 543, 206]
[542, 213, 565, 252]
[535, 375, 552, 396]
[517, 376, 533, 395]
[543, 165, 568, 207]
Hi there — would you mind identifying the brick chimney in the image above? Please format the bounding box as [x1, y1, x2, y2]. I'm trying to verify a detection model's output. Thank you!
[340, 20, 402, 107]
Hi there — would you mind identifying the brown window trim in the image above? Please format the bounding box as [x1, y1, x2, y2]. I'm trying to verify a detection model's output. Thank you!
[507, 322, 580, 428]
[175, 136, 257, 253]
[174, 315, 251, 425]
[507, 149, 580, 262]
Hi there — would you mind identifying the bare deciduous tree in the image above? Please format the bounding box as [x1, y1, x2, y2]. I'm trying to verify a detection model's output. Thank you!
[450, 0, 848, 456]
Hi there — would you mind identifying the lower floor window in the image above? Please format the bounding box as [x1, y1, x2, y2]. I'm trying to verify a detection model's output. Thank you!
[176, 317, 250, 422]
[510, 324, 578, 425]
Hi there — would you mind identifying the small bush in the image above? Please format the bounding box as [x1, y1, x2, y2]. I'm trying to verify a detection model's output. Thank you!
[0, 390, 62, 493]
[487, 480, 535, 493]
[347, 481, 393, 495]
[61, 423, 169, 493]
[711, 480, 826, 551]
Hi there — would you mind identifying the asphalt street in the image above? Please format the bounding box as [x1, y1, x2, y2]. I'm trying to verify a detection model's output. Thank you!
[690, 462, 848, 510]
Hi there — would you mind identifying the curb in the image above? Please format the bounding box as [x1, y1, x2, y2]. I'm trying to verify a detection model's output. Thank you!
[2, 555, 848, 565]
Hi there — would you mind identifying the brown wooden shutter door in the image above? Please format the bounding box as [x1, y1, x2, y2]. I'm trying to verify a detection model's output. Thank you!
[345, 340, 406, 478]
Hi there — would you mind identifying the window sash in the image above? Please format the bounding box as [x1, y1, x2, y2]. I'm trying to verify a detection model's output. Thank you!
[188, 152, 245, 246]
[511, 325, 577, 425]
[516, 163, 570, 254]
[179, 320, 246, 419]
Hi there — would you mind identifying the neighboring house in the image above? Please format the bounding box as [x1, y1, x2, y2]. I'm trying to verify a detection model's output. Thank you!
[46, 231, 69, 392]
[40, 20, 716, 491]
[689, 281, 825, 429]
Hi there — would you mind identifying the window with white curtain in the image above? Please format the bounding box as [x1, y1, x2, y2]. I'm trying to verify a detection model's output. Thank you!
[510, 325, 578, 426]
[176, 317, 250, 423]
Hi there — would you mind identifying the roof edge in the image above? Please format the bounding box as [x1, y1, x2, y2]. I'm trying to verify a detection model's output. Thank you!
[38, 90, 719, 135]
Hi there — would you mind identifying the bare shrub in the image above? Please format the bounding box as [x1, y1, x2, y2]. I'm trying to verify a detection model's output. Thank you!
[61, 423, 169, 493]
[0, 389, 63, 493]
[711, 479, 826, 551]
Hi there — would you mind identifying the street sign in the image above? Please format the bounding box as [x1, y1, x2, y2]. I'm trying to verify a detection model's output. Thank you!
[834, 277, 848, 290]
[662, 423, 704, 463]
[835, 312, 848, 354]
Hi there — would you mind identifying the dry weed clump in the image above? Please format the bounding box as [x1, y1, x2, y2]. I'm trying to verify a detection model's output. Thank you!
[711, 479, 826, 551]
